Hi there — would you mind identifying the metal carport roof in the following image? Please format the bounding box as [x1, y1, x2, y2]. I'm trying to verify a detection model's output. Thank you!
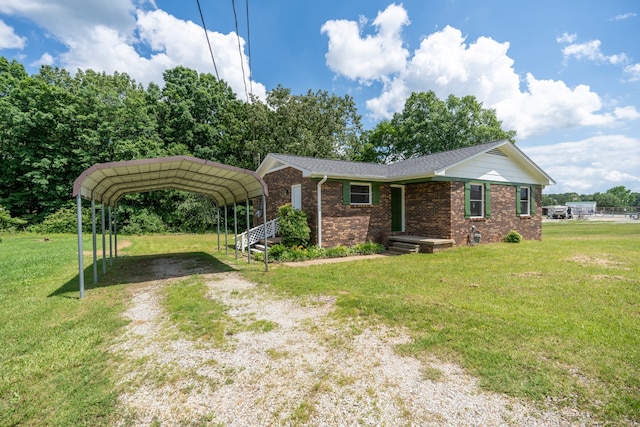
[73, 155, 268, 205]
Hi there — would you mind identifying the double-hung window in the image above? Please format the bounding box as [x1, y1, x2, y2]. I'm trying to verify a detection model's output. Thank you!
[469, 184, 485, 217]
[350, 183, 371, 205]
[519, 187, 531, 216]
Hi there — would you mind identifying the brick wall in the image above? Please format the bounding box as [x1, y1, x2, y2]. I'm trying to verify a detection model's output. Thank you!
[403, 181, 453, 239]
[258, 168, 391, 247]
[259, 168, 543, 248]
[319, 181, 391, 247]
[450, 182, 542, 245]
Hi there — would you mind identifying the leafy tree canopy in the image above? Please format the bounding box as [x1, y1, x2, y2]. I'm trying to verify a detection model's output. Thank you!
[358, 91, 516, 163]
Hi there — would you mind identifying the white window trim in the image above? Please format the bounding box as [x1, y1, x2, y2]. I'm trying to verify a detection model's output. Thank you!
[520, 186, 531, 216]
[470, 183, 485, 218]
[350, 182, 372, 205]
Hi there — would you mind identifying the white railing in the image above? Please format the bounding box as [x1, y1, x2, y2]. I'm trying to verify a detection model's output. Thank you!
[236, 219, 279, 252]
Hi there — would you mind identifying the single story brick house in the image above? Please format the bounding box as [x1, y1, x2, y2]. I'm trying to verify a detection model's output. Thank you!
[255, 140, 555, 249]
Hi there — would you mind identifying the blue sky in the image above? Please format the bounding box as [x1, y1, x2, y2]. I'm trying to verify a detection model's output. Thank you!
[1, 1, 639, 194]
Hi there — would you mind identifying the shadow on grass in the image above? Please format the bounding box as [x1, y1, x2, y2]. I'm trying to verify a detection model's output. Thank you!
[49, 252, 237, 298]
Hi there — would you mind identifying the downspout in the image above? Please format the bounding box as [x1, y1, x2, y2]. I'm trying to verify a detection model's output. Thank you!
[317, 175, 328, 248]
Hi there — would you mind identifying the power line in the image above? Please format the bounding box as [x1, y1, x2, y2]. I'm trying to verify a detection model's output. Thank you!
[196, 0, 220, 80]
[231, 0, 249, 101]
[245, 0, 254, 97]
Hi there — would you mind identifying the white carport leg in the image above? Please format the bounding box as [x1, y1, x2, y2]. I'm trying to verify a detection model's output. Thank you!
[262, 192, 268, 272]
[108, 206, 113, 266]
[234, 203, 238, 259]
[101, 204, 106, 275]
[76, 194, 85, 298]
[92, 197, 97, 284]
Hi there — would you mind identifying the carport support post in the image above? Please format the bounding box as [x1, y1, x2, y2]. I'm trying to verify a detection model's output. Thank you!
[101, 204, 106, 275]
[76, 194, 85, 298]
[108, 206, 113, 266]
[224, 206, 228, 255]
[234, 203, 238, 259]
[92, 197, 98, 284]
[216, 204, 220, 253]
[246, 198, 251, 263]
[114, 204, 118, 259]
[262, 192, 268, 272]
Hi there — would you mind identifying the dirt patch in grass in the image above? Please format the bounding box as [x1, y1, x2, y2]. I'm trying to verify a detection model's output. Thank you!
[512, 271, 544, 278]
[83, 239, 132, 257]
[567, 254, 625, 268]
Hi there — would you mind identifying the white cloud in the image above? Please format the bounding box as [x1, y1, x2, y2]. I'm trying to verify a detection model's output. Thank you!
[31, 52, 54, 67]
[324, 6, 638, 140]
[321, 3, 410, 82]
[624, 63, 640, 81]
[0, 1, 266, 101]
[0, 19, 26, 49]
[610, 12, 637, 21]
[556, 32, 576, 43]
[614, 106, 640, 120]
[524, 135, 640, 193]
[560, 39, 628, 65]
[0, 0, 136, 41]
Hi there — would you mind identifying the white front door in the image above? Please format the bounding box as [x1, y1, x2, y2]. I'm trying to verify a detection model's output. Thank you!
[291, 184, 302, 210]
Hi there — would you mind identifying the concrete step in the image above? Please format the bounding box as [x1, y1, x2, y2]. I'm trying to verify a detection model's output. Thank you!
[387, 242, 420, 254]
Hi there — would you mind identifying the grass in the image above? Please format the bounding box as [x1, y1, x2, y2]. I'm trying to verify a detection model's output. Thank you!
[247, 222, 640, 424]
[0, 234, 128, 426]
[0, 232, 236, 426]
[1, 223, 638, 425]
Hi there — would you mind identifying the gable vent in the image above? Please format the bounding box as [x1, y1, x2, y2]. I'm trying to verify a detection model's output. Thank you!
[487, 148, 508, 157]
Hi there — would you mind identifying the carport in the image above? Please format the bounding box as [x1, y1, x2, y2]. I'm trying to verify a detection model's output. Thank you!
[72, 156, 269, 298]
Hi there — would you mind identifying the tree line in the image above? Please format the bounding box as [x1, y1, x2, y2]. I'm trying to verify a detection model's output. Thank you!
[0, 56, 514, 232]
[542, 186, 640, 209]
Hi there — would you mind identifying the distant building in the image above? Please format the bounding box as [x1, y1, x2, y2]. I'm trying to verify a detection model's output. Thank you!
[566, 201, 597, 216]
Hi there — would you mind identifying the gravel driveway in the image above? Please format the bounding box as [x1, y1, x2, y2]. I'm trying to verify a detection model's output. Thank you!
[111, 258, 587, 426]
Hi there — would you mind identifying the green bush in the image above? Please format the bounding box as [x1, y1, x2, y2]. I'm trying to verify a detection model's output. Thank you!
[277, 204, 310, 247]
[324, 245, 350, 258]
[263, 241, 383, 263]
[120, 209, 168, 235]
[29, 204, 92, 233]
[504, 230, 522, 243]
[0, 205, 27, 232]
[351, 241, 385, 255]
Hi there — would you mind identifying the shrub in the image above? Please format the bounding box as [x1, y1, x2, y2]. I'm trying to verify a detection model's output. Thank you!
[120, 209, 168, 235]
[504, 230, 522, 243]
[0, 205, 27, 232]
[277, 204, 310, 247]
[29, 204, 92, 233]
[324, 245, 350, 258]
[351, 241, 385, 255]
[267, 243, 288, 261]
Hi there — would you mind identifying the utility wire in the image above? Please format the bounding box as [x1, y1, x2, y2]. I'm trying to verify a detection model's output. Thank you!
[245, 0, 254, 97]
[196, 0, 220, 80]
[231, 0, 249, 101]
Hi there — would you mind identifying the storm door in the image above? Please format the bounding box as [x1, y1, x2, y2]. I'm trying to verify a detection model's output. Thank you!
[391, 186, 404, 232]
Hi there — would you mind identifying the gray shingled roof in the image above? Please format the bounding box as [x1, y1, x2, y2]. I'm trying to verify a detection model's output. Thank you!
[266, 140, 507, 180]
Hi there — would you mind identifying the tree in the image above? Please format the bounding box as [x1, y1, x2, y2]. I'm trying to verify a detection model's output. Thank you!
[156, 66, 243, 161]
[362, 91, 516, 162]
[259, 86, 362, 160]
[592, 192, 622, 208]
[606, 186, 632, 207]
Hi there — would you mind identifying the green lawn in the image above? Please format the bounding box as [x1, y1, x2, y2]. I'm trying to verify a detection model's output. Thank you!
[0, 223, 638, 425]
[247, 222, 640, 423]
